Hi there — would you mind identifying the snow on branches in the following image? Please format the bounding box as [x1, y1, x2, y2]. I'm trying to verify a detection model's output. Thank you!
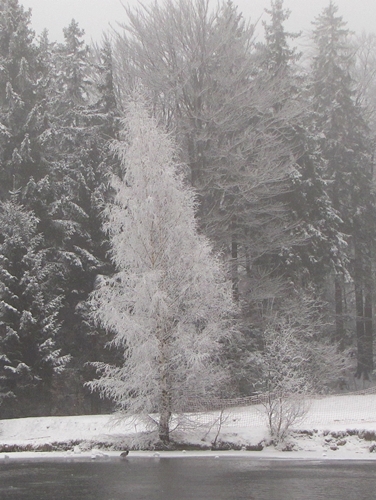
[88, 96, 237, 442]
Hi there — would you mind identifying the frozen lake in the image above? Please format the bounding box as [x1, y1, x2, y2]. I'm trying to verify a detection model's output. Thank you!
[0, 457, 375, 499]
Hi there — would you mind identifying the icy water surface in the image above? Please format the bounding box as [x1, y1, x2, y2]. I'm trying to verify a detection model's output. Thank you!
[0, 457, 375, 499]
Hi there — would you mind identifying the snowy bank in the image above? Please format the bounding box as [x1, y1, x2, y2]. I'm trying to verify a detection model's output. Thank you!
[1, 394, 376, 460]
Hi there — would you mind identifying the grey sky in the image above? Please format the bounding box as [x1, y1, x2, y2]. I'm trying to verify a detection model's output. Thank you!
[20, 0, 376, 44]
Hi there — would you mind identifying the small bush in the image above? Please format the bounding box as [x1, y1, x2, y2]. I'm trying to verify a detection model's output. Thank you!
[360, 431, 376, 441]
[245, 443, 264, 451]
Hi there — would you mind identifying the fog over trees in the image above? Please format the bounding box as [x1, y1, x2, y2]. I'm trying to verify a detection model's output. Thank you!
[0, 0, 375, 430]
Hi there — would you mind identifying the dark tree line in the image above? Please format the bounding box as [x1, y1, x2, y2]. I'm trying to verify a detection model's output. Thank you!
[0, 0, 375, 418]
[0, 0, 120, 417]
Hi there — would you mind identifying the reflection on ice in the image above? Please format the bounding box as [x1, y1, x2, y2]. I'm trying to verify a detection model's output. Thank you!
[0, 458, 376, 500]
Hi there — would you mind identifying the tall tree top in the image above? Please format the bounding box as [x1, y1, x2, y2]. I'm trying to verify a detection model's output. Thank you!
[262, 0, 300, 73]
[0, 0, 35, 56]
[0, 0, 36, 99]
[312, 2, 352, 56]
[63, 19, 86, 54]
[311, 2, 356, 117]
[55, 19, 89, 118]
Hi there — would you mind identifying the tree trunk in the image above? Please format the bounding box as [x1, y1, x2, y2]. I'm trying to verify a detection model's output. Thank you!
[231, 217, 239, 302]
[158, 330, 172, 443]
[364, 282, 373, 376]
[158, 389, 171, 443]
[334, 275, 344, 347]
[354, 277, 366, 379]
[354, 255, 373, 380]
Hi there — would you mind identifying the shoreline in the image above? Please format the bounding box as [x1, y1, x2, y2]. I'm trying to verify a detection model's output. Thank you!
[1, 448, 376, 461]
[2, 394, 376, 461]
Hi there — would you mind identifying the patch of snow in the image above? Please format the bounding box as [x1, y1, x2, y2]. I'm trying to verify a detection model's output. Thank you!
[0, 394, 376, 460]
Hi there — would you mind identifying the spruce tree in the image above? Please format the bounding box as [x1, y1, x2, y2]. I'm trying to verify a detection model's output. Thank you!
[0, 0, 47, 198]
[311, 2, 375, 378]
[0, 199, 68, 416]
[262, 0, 300, 76]
[0, 7, 120, 414]
[261, 0, 346, 289]
[18, 22, 117, 412]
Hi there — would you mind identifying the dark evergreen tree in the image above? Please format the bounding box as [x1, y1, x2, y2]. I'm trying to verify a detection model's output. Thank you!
[0, 18, 118, 414]
[0, 3, 75, 415]
[90, 37, 120, 141]
[311, 2, 375, 379]
[0, 199, 68, 416]
[28, 25, 119, 413]
[260, 0, 346, 290]
[262, 0, 300, 76]
[0, 0, 48, 199]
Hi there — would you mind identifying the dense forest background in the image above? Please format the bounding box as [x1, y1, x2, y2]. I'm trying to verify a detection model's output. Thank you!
[1, 0, 376, 419]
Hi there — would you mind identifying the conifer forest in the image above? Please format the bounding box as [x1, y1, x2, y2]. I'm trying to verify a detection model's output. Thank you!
[1, 0, 376, 422]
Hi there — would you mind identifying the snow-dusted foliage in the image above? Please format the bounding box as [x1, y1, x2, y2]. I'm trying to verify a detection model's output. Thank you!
[88, 97, 236, 442]
[259, 290, 350, 441]
[311, 2, 375, 378]
[259, 0, 347, 288]
[0, 200, 69, 411]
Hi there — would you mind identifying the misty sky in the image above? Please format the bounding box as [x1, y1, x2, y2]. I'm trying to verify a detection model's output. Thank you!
[19, 0, 376, 44]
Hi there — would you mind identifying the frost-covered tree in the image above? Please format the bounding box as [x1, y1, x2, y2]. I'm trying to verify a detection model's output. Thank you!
[114, 0, 296, 280]
[114, 2, 302, 384]
[88, 97, 236, 443]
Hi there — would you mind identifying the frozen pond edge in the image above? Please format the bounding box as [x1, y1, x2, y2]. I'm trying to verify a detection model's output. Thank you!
[1, 449, 376, 461]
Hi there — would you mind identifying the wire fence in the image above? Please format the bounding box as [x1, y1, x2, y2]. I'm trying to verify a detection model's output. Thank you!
[181, 386, 376, 429]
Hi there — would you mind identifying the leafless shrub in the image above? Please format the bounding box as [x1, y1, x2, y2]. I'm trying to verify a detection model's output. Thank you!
[261, 392, 310, 442]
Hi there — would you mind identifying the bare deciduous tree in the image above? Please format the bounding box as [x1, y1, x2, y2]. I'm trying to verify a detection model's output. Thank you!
[259, 291, 350, 441]
[113, 0, 301, 302]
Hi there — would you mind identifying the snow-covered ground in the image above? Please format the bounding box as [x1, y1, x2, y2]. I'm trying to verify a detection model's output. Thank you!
[1, 394, 376, 460]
